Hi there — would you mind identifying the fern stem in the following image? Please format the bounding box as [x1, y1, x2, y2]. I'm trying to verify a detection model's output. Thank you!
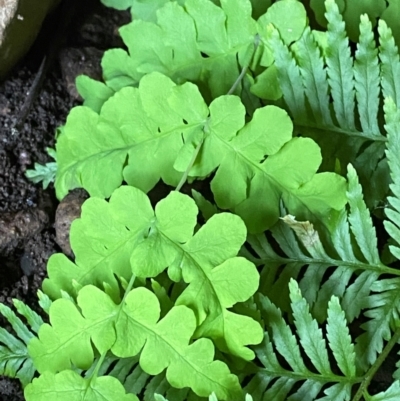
[256, 251, 400, 277]
[351, 326, 400, 401]
[227, 34, 260, 95]
[293, 122, 387, 142]
[227, 63, 250, 95]
[175, 136, 204, 192]
[87, 351, 107, 382]
[121, 274, 136, 304]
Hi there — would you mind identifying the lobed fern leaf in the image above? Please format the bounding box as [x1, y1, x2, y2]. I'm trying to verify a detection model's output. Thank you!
[56, 72, 346, 233]
[28, 284, 243, 400]
[43, 186, 263, 363]
[80, 0, 259, 111]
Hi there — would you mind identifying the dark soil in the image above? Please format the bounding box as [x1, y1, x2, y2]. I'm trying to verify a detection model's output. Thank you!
[0, 2, 129, 399]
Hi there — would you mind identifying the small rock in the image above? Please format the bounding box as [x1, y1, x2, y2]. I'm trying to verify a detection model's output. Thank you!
[54, 189, 88, 257]
[58, 47, 103, 99]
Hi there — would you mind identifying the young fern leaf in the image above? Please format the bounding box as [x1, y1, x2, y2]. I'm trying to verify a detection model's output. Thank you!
[254, 279, 359, 401]
[25, 370, 138, 401]
[43, 186, 263, 361]
[82, 0, 258, 110]
[28, 285, 242, 400]
[56, 72, 346, 233]
[325, 0, 355, 130]
[0, 300, 43, 387]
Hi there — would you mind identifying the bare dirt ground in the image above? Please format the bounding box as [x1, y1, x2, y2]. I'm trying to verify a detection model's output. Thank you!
[0, 2, 129, 399]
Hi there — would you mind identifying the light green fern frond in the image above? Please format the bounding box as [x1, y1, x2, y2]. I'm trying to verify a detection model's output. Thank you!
[345, 98, 400, 371]
[248, 98, 400, 375]
[357, 99, 400, 372]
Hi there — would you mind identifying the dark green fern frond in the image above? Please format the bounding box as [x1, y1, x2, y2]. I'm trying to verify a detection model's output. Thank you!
[293, 27, 333, 126]
[267, 26, 306, 123]
[248, 163, 384, 322]
[325, 0, 355, 130]
[354, 15, 381, 136]
[247, 279, 360, 401]
[0, 300, 43, 387]
[378, 21, 400, 108]
[267, 0, 385, 142]
[348, 98, 400, 371]
[383, 97, 400, 259]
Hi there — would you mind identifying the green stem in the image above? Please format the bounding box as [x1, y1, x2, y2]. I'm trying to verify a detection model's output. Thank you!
[121, 274, 136, 303]
[87, 275, 136, 382]
[175, 137, 204, 192]
[88, 351, 107, 382]
[227, 63, 250, 95]
[352, 326, 400, 401]
[227, 34, 260, 95]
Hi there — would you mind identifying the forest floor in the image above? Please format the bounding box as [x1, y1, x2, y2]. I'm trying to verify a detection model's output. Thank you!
[0, 2, 129, 399]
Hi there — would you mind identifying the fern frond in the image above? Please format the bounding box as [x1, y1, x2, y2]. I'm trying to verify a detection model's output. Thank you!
[354, 14, 381, 136]
[254, 279, 359, 401]
[293, 27, 333, 126]
[248, 163, 386, 323]
[354, 277, 400, 371]
[378, 20, 400, 107]
[326, 296, 356, 377]
[346, 164, 381, 265]
[384, 97, 400, 259]
[264, 0, 387, 152]
[267, 26, 306, 122]
[0, 300, 43, 387]
[325, 0, 355, 130]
